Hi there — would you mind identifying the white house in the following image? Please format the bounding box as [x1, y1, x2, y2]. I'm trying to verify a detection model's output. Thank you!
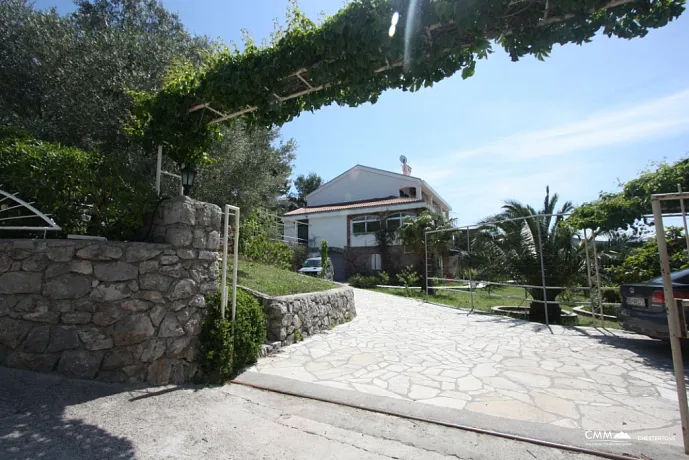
[284, 164, 451, 280]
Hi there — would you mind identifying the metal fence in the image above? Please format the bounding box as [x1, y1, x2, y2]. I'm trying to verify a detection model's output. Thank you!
[424, 213, 618, 327]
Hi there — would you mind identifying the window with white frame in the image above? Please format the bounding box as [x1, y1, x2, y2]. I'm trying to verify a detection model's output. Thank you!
[386, 212, 416, 232]
[370, 254, 382, 271]
[351, 215, 381, 234]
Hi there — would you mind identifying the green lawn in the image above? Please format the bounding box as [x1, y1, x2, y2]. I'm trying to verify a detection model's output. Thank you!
[371, 285, 621, 329]
[237, 260, 338, 296]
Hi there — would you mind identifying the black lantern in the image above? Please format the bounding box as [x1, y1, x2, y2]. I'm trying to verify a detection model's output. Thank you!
[181, 165, 197, 196]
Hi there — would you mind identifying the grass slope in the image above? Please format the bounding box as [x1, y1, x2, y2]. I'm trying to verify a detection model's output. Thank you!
[237, 260, 337, 296]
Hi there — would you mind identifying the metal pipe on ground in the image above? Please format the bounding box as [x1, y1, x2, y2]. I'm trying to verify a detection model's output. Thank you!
[231, 379, 642, 460]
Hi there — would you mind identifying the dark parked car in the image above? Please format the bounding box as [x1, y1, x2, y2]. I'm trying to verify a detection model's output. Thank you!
[619, 268, 689, 339]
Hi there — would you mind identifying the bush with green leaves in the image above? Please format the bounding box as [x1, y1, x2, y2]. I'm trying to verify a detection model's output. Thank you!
[608, 227, 689, 284]
[200, 289, 267, 382]
[397, 266, 421, 297]
[348, 274, 379, 289]
[320, 238, 330, 278]
[290, 242, 308, 271]
[377, 271, 390, 285]
[0, 133, 155, 240]
[198, 293, 233, 383]
[239, 212, 294, 270]
[232, 289, 267, 372]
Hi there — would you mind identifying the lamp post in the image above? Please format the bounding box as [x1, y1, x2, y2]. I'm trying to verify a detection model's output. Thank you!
[180, 165, 197, 196]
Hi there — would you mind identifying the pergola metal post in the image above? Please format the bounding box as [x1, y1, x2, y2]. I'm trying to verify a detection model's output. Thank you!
[467, 226, 474, 312]
[424, 231, 429, 298]
[582, 228, 597, 326]
[535, 216, 549, 326]
[591, 234, 604, 325]
[220, 204, 240, 321]
[678, 184, 689, 261]
[652, 195, 689, 454]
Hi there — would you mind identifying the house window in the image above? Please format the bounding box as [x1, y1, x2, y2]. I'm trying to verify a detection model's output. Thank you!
[386, 212, 416, 232]
[370, 254, 382, 271]
[351, 215, 380, 234]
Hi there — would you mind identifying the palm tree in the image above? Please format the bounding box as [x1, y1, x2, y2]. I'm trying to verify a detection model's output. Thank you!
[474, 187, 582, 324]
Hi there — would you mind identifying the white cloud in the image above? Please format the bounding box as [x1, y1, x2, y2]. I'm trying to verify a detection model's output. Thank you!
[451, 88, 689, 161]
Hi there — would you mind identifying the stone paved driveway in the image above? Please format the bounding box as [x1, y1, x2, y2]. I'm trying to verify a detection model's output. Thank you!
[239, 289, 686, 457]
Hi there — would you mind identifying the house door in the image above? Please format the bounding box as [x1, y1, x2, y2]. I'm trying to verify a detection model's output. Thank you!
[329, 249, 345, 282]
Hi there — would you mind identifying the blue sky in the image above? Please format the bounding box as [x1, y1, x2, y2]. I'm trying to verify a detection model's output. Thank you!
[36, 0, 689, 225]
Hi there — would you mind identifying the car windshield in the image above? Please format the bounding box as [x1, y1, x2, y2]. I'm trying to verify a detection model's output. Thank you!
[303, 259, 321, 268]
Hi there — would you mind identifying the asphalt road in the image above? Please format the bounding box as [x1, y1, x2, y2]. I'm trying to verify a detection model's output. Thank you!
[0, 366, 619, 460]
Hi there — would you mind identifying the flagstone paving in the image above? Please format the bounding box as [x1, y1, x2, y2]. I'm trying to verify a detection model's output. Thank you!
[244, 289, 685, 449]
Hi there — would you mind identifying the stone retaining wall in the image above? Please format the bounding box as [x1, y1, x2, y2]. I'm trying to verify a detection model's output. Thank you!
[244, 286, 356, 345]
[0, 197, 221, 385]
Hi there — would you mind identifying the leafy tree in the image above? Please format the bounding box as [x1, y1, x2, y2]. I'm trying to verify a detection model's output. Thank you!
[292, 173, 323, 208]
[475, 187, 581, 324]
[193, 121, 295, 213]
[0, 131, 155, 240]
[608, 227, 689, 284]
[0, 0, 208, 164]
[569, 157, 689, 233]
[0, 1, 295, 216]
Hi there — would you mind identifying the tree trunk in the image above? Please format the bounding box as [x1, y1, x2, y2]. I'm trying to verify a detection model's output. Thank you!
[529, 288, 562, 324]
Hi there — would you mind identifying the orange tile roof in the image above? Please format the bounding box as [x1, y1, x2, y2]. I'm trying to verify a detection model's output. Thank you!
[285, 197, 424, 216]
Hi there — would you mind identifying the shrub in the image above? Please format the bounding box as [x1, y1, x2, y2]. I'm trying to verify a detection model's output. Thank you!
[232, 289, 267, 372]
[397, 266, 421, 296]
[320, 239, 330, 278]
[200, 289, 267, 382]
[290, 243, 308, 271]
[240, 213, 294, 270]
[378, 271, 390, 285]
[0, 134, 155, 240]
[602, 287, 622, 304]
[198, 293, 233, 383]
[348, 274, 379, 289]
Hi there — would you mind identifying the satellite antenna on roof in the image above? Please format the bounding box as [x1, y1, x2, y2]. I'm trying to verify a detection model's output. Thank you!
[400, 155, 412, 176]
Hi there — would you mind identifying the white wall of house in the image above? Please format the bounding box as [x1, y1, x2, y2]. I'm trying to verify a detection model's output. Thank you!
[309, 214, 347, 249]
[308, 168, 419, 206]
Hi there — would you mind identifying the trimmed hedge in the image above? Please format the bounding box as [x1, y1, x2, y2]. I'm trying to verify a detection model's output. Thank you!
[200, 288, 267, 383]
[0, 132, 155, 240]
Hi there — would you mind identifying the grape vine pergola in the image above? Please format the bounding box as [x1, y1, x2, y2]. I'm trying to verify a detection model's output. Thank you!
[130, 0, 685, 168]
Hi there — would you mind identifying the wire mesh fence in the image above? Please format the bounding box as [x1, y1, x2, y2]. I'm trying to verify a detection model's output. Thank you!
[424, 213, 619, 326]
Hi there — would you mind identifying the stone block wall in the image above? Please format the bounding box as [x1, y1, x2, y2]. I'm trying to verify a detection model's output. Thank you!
[245, 287, 356, 345]
[0, 197, 222, 385]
